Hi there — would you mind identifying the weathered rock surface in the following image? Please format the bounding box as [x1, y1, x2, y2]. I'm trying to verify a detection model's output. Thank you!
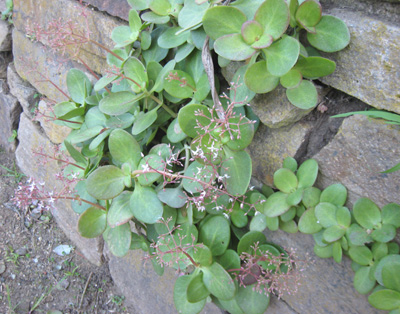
[36, 99, 71, 144]
[0, 80, 21, 152]
[319, 9, 400, 114]
[248, 120, 315, 186]
[15, 114, 103, 265]
[13, 0, 125, 75]
[83, 0, 131, 21]
[314, 114, 400, 207]
[7, 63, 37, 116]
[0, 19, 11, 51]
[263, 229, 383, 314]
[12, 28, 91, 103]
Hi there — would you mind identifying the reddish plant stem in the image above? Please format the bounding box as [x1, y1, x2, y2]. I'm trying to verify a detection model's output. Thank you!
[34, 151, 85, 170]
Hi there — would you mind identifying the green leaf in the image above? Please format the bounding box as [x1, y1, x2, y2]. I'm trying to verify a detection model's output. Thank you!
[202, 262, 236, 300]
[164, 70, 195, 99]
[218, 249, 241, 273]
[314, 202, 337, 228]
[158, 27, 189, 49]
[295, 56, 336, 79]
[298, 207, 322, 234]
[264, 192, 291, 217]
[71, 181, 98, 214]
[280, 69, 302, 89]
[107, 191, 133, 228]
[314, 243, 333, 259]
[302, 187, 321, 208]
[353, 197, 382, 229]
[237, 231, 267, 255]
[129, 9, 141, 32]
[124, 57, 148, 93]
[178, 0, 209, 30]
[141, 11, 170, 24]
[86, 166, 126, 200]
[354, 266, 376, 295]
[202, 6, 246, 40]
[368, 289, 400, 311]
[66, 69, 92, 105]
[264, 36, 300, 77]
[103, 224, 131, 257]
[236, 284, 270, 314]
[64, 140, 87, 166]
[323, 225, 346, 243]
[307, 15, 350, 52]
[332, 241, 342, 263]
[245, 61, 279, 93]
[372, 242, 389, 261]
[320, 183, 347, 206]
[157, 186, 188, 208]
[175, 43, 195, 63]
[289, 0, 299, 28]
[151, 59, 176, 93]
[199, 215, 230, 256]
[225, 116, 255, 151]
[149, 0, 171, 16]
[178, 104, 214, 137]
[111, 26, 136, 48]
[254, 0, 290, 40]
[130, 184, 164, 224]
[296, 159, 318, 188]
[241, 20, 263, 45]
[131, 109, 158, 135]
[295, 0, 322, 31]
[174, 275, 206, 314]
[382, 203, 400, 228]
[214, 34, 256, 61]
[221, 148, 252, 196]
[78, 207, 107, 238]
[182, 161, 214, 194]
[249, 213, 268, 232]
[375, 255, 400, 286]
[99, 91, 143, 116]
[371, 224, 396, 243]
[231, 206, 248, 229]
[53, 102, 84, 129]
[187, 273, 210, 303]
[346, 223, 372, 246]
[382, 263, 400, 292]
[154, 206, 177, 235]
[332, 110, 400, 126]
[273, 168, 298, 193]
[194, 245, 213, 267]
[109, 129, 141, 169]
[349, 246, 373, 266]
[336, 206, 351, 228]
[286, 80, 318, 109]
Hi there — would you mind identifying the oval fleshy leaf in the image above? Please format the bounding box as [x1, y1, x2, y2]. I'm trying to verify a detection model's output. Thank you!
[295, 56, 336, 79]
[199, 215, 230, 256]
[109, 129, 142, 169]
[174, 275, 206, 314]
[158, 26, 190, 49]
[103, 224, 131, 257]
[264, 192, 291, 217]
[164, 70, 196, 99]
[202, 262, 236, 300]
[244, 61, 279, 93]
[307, 15, 350, 52]
[296, 158, 318, 188]
[264, 36, 300, 77]
[214, 34, 256, 61]
[295, 0, 322, 30]
[254, 0, 290, 40]
[273, 168, 298, 193]
[320, 183, 347, 206]
[130, 184, 163, 224]
[241, 20, 263, 45]
[78, 207, 107, 238]
[86, 166, 126, 200]
[368, 289, 400, 311]
[157, 186, 187, 208]
[298, 207, 322, 234]
[107, 191, 133, 228]
[280, 69, 303, 89]
[353, 197, 382, 229]
[349, 246, 373, 266]
[354, 266, 376, 295]
[99, 91, 143, 116]
[67, 69, 92, 105]
[382, 203, 400, 228]
[286, 80, 318, 109]
[124, 57, 148, 93]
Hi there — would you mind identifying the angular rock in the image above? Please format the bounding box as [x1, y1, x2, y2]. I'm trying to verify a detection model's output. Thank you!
[106, 247, 225, 314]
[36, 99, 71, 144]
[13, 0, 125, 75]
[16, 114, 103, 265]
[319, 9, 400, 114]
[263, 229, 382, 314]
[0, 80, 21, 152]
[248, 120, 315, 186]
[0, 50, 11, 78]
[12, 28, 94, 104]
[314, 114, 400, 207]
[7, 63, 38, 117]
[0, 19, 11, 51]
[83, 0, 131, 21]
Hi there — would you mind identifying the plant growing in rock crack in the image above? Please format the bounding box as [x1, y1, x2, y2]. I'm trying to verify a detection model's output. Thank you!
[14, 0, 400, 313]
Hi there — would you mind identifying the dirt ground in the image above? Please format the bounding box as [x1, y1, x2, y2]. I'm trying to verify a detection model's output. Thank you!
[0, 145, 134, 314]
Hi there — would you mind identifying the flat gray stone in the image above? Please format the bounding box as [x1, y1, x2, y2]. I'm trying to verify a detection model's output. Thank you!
[0, 80, 20, 152]
[15, 114, 103, 265]
[314, 114, 400, 207]
[83, 0, 130, 21]
[319, 9, 400, 114]
[7, 63, 37, 117]
[106, 247, 225, 314]
[263, 229, 382, 314]
[248, 120, 315, 186]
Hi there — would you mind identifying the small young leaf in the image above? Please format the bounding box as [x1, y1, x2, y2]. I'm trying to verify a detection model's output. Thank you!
[286, 80, 318, 109]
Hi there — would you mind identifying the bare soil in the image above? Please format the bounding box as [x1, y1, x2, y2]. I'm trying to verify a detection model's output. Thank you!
[0, 146, 134, 314]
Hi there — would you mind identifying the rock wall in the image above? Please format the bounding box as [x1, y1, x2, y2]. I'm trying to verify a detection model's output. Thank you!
[0, 0, 399, 313]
